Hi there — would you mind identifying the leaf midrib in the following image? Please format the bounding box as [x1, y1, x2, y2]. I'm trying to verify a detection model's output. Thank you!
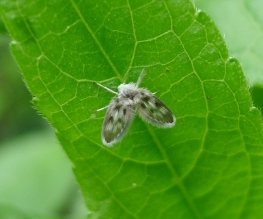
[70, 0, 122, 81]
[70, 0, 204, 217]
[145, 125, 202, 218]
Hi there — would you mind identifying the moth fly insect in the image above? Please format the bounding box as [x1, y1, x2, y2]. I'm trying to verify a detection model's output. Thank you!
[96, 69, 176, 146]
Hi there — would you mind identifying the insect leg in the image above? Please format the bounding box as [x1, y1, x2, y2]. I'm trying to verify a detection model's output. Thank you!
[96, 105, 109, 112]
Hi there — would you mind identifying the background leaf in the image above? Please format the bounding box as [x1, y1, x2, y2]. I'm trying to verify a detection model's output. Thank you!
[194, 0, 263, 114]
[1, 0, 263, 219]
[195, 0, 263, 86]
[0, 130, 86, 219]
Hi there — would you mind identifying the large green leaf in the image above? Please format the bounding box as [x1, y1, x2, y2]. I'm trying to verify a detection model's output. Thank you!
[1, 0, 263, 218]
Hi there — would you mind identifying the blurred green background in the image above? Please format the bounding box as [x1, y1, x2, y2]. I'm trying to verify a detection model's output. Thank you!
[0, 21, 87, 219]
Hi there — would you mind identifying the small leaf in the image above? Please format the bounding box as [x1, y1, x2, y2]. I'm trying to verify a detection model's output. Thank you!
[1, 0, 263, 218]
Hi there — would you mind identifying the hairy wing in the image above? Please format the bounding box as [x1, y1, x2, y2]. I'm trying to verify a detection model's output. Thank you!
[137, 92, 175, 128]
[102, 98, 135, 146]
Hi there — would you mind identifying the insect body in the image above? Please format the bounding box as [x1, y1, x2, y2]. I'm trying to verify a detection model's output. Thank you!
[97, 70, 176, 146]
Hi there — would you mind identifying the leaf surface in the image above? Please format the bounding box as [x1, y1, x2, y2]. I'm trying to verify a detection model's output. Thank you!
[1, 0, 263, 218]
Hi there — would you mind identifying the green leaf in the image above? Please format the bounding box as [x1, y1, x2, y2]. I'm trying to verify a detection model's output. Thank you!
[1, 0, 263, 218]
[195, 0, 263, 86]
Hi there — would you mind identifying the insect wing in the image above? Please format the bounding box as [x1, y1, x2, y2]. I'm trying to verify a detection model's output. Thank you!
[137, 92, 175, 127]
[102, 98, 135, 146]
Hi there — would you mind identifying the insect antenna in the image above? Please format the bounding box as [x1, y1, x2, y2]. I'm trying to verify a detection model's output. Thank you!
[95, 82, 118, 95]
[95, 82, 117, 112]
[136, 68, 146, 87]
